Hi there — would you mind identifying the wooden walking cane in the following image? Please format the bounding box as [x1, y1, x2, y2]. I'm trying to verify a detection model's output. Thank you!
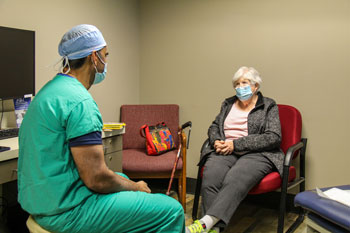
[166, 129, 182, 196]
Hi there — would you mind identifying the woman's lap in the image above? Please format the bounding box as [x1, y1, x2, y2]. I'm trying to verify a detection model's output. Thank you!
[202, 152, 274, 225]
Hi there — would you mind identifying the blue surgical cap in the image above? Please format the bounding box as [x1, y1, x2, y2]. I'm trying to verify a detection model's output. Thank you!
[58, 24, 106, 60]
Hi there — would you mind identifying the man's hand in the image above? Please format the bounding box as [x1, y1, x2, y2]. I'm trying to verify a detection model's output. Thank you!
[136, 181, 151, 193]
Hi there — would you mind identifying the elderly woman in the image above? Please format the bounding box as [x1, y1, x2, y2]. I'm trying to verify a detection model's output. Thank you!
[186, 66, 283, 233]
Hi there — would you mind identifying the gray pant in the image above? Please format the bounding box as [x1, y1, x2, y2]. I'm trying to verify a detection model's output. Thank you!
[201, 152, 274, 227]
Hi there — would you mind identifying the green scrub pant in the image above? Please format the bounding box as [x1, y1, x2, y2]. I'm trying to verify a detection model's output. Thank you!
[34, 174, 185, 233]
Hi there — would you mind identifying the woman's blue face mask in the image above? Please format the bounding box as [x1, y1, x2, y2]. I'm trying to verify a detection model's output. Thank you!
[235, 85, 253, 101]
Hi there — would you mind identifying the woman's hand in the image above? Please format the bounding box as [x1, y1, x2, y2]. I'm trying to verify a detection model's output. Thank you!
[214, 140, 234, 155]
[221, 140, 234, 155]
[214, 140, 225, 154]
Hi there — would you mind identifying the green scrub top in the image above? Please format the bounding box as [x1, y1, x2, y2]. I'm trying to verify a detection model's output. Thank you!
[18, 74, 103, 216]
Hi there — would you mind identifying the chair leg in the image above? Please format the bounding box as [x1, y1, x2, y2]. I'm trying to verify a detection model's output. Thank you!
[182, 171, 187, 212]
[278, 190, 306, 233]
[278, 165, 290, 233]
[278, 189, 287, 233]
[285, 208, 305, 233]
[178, 172, 187, 212]
[192, 168, 202, 221]
[178, 176, 182, 201]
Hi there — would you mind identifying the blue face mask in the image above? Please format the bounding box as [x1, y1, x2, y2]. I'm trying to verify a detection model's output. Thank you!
[93, 63, 107, 85]
[93, 52, 107, 85]
[235, 85, 253, 101]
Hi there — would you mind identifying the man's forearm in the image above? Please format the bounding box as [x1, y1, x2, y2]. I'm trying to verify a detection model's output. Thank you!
[89, 169, 139, 193]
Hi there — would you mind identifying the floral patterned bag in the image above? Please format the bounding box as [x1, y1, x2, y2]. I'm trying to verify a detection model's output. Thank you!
[140, 122, 176, 155]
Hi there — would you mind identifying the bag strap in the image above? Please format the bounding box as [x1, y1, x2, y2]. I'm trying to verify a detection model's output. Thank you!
[155, 122, 166, 128]
[140, 124, 148, 138]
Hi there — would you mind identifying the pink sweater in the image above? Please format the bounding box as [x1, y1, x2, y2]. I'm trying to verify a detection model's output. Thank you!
[224, 103, 249, 141]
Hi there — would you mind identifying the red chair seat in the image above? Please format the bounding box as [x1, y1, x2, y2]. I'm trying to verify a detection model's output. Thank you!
[248, 166, 296, 194]
[123, 148, 183, 173]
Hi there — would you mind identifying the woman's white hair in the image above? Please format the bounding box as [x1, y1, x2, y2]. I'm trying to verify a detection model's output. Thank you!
[232, 66, 262, 90]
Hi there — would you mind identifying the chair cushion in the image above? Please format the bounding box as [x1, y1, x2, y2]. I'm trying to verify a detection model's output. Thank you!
[248, 166, 296, 194]
[294, 185, 350, 231]
[123, 148, 183, 173]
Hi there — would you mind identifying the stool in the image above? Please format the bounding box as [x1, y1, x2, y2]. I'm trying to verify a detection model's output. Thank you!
[26, 215, 52, 233]
[294, 185, 350, 233]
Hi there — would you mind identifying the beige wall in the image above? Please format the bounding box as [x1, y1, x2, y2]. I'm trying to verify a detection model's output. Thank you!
[1, 0, 349, 190]
[139, 0, 350, 189]
[0, 0, 140, 122]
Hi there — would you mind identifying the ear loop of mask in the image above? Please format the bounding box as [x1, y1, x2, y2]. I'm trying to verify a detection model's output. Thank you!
[91, 54, 98, 73]
[92, 51, 105, 73]
[62, 56, 71, 74]
[52, 56, 70, 74]
[96, 52, 106, 65]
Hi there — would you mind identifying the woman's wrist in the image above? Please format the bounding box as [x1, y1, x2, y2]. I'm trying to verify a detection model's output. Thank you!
[227, 140, 234, 153]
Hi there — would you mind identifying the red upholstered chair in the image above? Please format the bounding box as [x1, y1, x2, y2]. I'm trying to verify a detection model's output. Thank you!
[192, 104, 307, 233]
[120, 105, 190, 211]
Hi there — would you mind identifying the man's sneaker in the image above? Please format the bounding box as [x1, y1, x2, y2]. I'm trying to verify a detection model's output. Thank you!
[185, 220, 206, 233]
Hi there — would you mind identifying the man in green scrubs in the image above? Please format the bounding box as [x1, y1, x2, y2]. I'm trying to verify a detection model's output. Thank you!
[18, 24, 185, 233]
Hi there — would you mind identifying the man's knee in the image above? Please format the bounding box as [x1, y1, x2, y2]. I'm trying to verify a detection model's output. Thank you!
[156, 194, 184, 213]
[168, 196, 184, 213]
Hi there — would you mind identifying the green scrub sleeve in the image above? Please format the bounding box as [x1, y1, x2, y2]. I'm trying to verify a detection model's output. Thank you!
[66, 99, 103, 140]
